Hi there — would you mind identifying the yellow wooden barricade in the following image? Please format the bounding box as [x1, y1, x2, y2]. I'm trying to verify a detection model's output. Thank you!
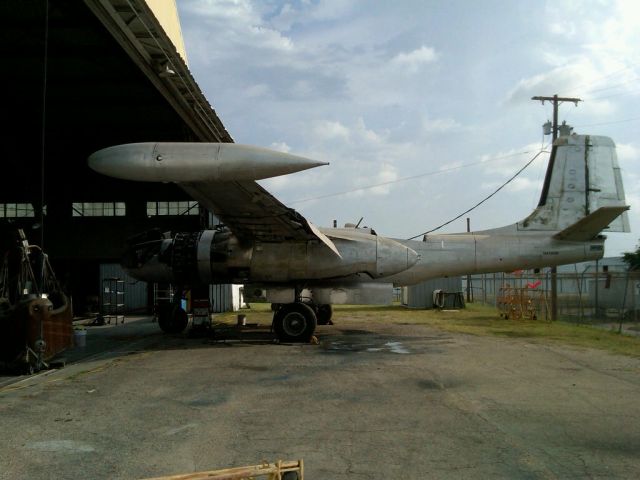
[141, 459, 303, 480]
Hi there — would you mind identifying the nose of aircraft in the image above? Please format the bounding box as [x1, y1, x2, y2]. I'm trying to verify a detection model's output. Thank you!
[376, 237, 420, 277]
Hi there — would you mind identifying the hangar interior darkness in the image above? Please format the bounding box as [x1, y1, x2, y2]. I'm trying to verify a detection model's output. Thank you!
[1, 0, 232, 313]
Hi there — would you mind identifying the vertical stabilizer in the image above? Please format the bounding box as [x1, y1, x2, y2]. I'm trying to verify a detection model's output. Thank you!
[519, 135, 630, 233]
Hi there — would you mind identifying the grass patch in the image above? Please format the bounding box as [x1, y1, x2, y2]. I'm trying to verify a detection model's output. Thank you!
[223, 302, 640, 357]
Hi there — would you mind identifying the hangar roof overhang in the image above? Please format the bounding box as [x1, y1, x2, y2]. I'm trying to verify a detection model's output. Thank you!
[84, 0, 232, 143]
[1, 0, 232, 205]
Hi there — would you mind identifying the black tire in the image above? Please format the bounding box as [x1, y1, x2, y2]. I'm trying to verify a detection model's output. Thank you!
[316, 304, 333, 325]
[273, 303, 317, 343]
[23, 362, 35, 375]
[158, 304, 188, 334]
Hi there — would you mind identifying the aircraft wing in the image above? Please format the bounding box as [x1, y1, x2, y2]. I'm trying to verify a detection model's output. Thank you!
[180, 180, 308, 241]
[88, 142, 340, 253]
[180, 180, 341, 255]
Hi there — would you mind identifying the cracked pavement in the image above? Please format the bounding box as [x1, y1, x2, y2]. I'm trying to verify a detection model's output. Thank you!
[0, 316, 639, 479]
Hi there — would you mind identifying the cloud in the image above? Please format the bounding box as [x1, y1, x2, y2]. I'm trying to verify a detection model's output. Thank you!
[392, 46, 438, 73]
[269, 141, 291, 153]
[505, 0, 640, 115]
[482, 177, 540, 194]
[504, 61, 597, 104]
[356, 163, 399, 196]
[313, 120, 350, 141]
[479, 143, 550, 171]
[422, 117, 462, 133]
[180, 0, 294, 67]
[244, 83, 270, 98]
[616, 142, 639, 166]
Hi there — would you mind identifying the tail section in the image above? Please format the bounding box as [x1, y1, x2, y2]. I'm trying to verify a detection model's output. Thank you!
[519, 134, 630, 236]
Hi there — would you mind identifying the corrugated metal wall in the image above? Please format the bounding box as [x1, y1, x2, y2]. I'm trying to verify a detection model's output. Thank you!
[99, 263, 148, 313]
[100, 262, 235, 314]
[405, 277, 463, 309]
[210, 284, 233, 313]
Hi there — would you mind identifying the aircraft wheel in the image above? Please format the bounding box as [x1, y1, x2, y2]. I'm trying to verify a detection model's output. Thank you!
[316, 304, 333, 325]
[158, 304, 188, 334]
[22, 361, 36, 375]
[274, 302, 317, 343]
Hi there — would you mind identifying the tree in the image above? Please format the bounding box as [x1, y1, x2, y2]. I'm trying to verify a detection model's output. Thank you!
[622, 242, 640, 271]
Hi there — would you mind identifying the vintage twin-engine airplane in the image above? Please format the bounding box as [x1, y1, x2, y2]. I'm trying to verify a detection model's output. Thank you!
[89, 134, 629, 341]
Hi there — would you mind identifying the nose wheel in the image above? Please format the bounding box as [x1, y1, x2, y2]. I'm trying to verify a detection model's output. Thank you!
[273, 302, 317, 342]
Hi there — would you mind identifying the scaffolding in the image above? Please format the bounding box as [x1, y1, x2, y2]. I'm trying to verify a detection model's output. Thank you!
[102, 277, 125, 324]
[497, 284, 547, 320]
[153, 283, 175, 321]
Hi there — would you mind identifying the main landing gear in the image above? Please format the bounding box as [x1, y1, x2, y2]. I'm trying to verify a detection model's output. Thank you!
[155, 285, 333, 343]
[271, 298, 333, 343]
[273, 302, 317, 343]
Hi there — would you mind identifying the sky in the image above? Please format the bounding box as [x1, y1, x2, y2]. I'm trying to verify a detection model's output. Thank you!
[176, 0, 640, 257]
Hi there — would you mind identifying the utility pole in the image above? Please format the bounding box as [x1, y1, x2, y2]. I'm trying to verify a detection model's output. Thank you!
[531, 94, 581, 321]
[466, 217, 472, 303]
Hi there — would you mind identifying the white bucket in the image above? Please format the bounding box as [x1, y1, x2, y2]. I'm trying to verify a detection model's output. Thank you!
[74, 329, 87, 348]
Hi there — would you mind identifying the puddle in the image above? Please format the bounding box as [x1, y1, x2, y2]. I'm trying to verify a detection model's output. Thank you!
[322, 338, 412, 354]
[26, 440, 95, 453]
[417, 379, 445, 390]
[163, 423, 197, 436]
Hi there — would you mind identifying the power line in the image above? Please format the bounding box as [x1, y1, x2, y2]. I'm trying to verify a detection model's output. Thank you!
[583, 76, 640, 95]
[574, 116, 640, 128]
[406, 148, 549, 240]
[588, 87, 640, 101]
[571, 62, 640, 92]
[286, 149, 540, 205]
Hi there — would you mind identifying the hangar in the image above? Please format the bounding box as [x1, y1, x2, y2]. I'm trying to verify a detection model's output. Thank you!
[1, 0, 233, 314]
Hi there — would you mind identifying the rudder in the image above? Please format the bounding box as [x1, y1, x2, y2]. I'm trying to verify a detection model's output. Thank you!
[519, 134, 630, 233]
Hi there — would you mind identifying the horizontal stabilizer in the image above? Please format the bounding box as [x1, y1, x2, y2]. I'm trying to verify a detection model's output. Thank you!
[553, 206, 630, 241]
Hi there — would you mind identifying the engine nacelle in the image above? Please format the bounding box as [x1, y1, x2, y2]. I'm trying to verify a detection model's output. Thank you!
[123, 228, 418, 285]
[123, 229, 251, 284]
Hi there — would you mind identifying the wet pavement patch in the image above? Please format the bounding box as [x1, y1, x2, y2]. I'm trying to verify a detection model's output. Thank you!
[338, 329, 373, 336]
[231, 364, 271, 372]
[184, 391, 228, 407]
[417, 379, 445, 390]
[319, 330, 455, 356]
[320, 334, 415, 355]
[26, 440, 95, 453]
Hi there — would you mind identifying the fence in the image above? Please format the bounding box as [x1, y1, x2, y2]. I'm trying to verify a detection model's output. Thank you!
[466, 269, 640, 322]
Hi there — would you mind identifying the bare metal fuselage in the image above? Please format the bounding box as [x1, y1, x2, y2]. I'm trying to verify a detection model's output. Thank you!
[126, 224, 603, 291]
[386, 228, 603, 286]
